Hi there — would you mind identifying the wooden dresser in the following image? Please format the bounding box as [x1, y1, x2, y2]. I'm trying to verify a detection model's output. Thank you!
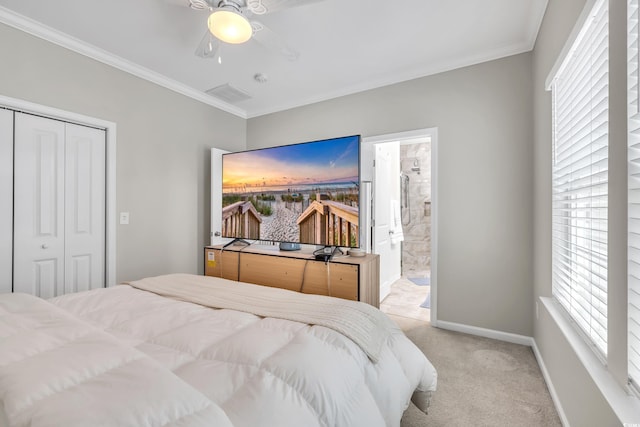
[204, 244, 380, 308]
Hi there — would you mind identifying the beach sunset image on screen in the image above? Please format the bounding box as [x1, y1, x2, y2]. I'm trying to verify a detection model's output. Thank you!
[222, 135, 360, 247]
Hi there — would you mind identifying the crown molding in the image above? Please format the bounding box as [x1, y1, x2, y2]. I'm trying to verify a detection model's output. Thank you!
[0, 6, 247, 119]
[247, 40, 538, 118]
[526, 0, 549, 51]
[247, 1, 548, 118]
[0, 2, 548, 120]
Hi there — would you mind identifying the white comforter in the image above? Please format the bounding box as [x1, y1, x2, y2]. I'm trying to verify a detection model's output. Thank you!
[0, 275, 437, 427]
[0, 293, 233, 427]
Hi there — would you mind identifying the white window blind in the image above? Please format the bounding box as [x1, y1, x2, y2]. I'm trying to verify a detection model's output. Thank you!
[551, 0, 609, 357]
[628, 0, 640, 392]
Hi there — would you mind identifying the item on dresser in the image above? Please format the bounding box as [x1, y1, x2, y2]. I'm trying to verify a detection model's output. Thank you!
[278, 242, 301, 251]
[204, 245, 380, 307]
[348, 248, 366, 257]
[0, 274, 437, 427]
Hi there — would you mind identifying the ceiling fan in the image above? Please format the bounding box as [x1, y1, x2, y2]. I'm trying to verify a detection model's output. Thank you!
[185, 0, 323, 62]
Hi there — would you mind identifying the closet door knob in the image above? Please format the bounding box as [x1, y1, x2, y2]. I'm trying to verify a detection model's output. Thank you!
[41, 244, 48, 249]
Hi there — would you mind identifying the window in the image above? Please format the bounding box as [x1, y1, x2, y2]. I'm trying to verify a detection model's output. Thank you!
[551, 0, 609, 357]
[629, 0, 640, 393]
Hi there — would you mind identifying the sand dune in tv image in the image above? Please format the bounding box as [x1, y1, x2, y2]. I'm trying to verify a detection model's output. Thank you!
[222, 137, 360, 247]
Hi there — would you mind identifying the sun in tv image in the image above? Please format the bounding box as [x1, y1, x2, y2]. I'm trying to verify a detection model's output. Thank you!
[222, 135, 360, 247]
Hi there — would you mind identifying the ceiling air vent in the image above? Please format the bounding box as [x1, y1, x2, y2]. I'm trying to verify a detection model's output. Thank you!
[205, 83, 252, 104]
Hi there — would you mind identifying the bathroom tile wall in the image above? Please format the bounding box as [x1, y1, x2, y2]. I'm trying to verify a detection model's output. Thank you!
[400, 142, 431, 275]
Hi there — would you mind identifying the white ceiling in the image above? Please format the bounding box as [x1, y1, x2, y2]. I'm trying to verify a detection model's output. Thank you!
[0, 0, 548, 118]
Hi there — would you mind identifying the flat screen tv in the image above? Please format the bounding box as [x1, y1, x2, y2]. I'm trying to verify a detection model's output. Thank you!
[222, 135, 361, 248]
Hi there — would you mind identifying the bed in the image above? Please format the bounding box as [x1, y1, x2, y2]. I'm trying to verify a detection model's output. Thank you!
[0, 273, 437, 427]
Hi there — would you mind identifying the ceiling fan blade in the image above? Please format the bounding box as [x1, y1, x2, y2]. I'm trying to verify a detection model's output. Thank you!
[246, 0, 324, 15]
[251, 21, 299, 61]
[195, 30, 221, 59]
[161, 0, 214, 10]
[161, 0, 191, 6]
[189, 0, 217, 10]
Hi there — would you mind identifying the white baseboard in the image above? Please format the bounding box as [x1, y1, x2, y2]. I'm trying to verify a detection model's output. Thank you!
[379, 273, 400, 302]
[539, 297, 640, 425]
[380, 283, 391, 301]
[380, 278, 394, 302]
[434, 319, 569, 426]
[531, 340, 570, 427]
[435, 320, 534, 346]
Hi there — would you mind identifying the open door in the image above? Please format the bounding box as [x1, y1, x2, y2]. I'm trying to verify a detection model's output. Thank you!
[374, 142, 401, 300]
[211, 147, 230, 245]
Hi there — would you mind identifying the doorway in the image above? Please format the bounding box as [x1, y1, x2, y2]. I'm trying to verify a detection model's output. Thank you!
[362, 128, 437, 324]
[399, 140, 432, 277]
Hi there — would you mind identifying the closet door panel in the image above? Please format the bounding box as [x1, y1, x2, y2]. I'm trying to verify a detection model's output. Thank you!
[13, 113, 65, 298]
[0, 109, 12, 294]
[65, 123, 106, 293]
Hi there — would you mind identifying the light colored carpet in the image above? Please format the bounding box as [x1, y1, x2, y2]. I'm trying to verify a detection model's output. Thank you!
[392, 315, 561, 427]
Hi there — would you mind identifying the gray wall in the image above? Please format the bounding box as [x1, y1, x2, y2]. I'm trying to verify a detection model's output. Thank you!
[2, 4, 628, 422]
[533, 0, 620, 424]
[248, 53, 535, 336]
[0, 23, 247, 282]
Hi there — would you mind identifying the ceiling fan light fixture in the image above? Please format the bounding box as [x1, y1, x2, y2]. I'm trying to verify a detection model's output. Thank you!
[208, 9, 252, 44]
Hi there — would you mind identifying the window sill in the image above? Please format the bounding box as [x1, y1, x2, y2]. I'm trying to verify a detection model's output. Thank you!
[540, 297, 640, 424]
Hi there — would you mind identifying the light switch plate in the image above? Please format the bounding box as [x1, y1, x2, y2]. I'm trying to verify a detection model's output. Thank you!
[120, 212, 129, 225]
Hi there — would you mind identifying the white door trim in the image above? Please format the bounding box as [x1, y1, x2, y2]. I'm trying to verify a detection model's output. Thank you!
[0, 109, 13, 294]
[0, 94, 117, 287]
[363, 127, 438, 325]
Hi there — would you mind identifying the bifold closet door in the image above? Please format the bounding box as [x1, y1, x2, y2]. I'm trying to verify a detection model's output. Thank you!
[13, 113, 66, 297]
[64, 123, 106, 294]
[0, 109, 12, 294]
[13, 113, 106, 297]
